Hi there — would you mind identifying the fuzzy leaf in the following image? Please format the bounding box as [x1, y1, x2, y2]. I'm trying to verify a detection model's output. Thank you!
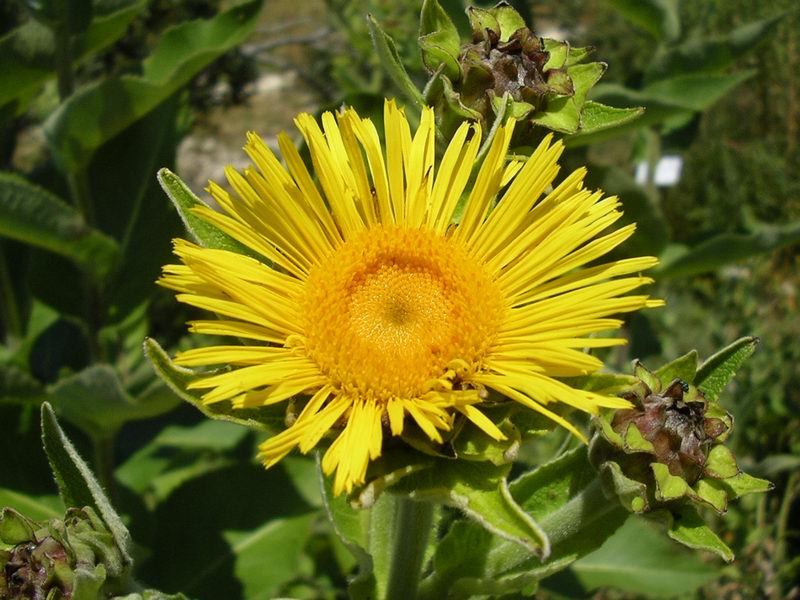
[367, 14, 425, 108]
[0, 0, 147, 108]
[44, 0, 264, 171]
[658, 221, 800, 279]
[695, 336, 759, 402]
[568, 516, 718, 596]
[607, 0, 680, 42]
[157, 168, 257, 257]
[645, 13, 784, 82]
[143, 337, 286, 432]
[393, 460, 548, 556]
[47, 365, 178, 437]
[0, 172, 119, 280]
[39, 403, 133, 563]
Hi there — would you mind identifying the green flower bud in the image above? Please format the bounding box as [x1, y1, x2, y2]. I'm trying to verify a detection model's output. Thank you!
[591, 360, 772, 516]
[419, 1, 622, 136]
[0, 506, 127, 599]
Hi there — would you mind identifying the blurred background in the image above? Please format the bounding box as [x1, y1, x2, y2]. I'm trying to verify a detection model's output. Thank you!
[0, 0, 798, 598]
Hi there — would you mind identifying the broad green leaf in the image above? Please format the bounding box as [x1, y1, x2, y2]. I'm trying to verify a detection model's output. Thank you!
[420, 447, 628, 598]
[47, 365, 179, 438]
[39, 402, 133, 563]
[575, 100, 644, 134]
[367, 14, 425, 109]
[0, 364, 45, 404]
[419, 0, 461, 81]
[695, 336, 759, 402]
[642, 70, 755, 112]
[655, 350, 698, 385]
[645, 14, 785, 83]
[657, 220, 800, 279]
[607, 0, 680, 42]
[565, 516, 718, 596]
[115, 420, 247, 503]
[45, 0, 264, 171]
[157, 168, 256, 257]
[141, 462, 316, 599]
[654, 505, 734, 562]
[393, 460, 548, 555]
[0, 488, 62, 520]
[0, 0, 147, 108]
[0, 172, 119, 280]
[143, 337, 287, 432]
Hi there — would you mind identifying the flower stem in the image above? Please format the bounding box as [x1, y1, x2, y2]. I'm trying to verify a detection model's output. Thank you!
[376, 495, 434, 600]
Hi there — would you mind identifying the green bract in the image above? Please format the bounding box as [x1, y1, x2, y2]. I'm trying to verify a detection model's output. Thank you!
[418, 0, 642, 135]
[590, 342, 773, 561]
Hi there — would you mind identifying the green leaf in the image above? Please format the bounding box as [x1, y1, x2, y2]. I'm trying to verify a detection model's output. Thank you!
[115, 420, 247, 506]
[0, 488, 62, 520]
[693, 478, 728, 513]
[695, 336, 759, 402]
[318, 455, 374, 596]
[393, 460, 548, 556]
[140, 462, 316, 599]
[575, 100, 644, 134]
[656, 505, 735, 562]
[0, 364, 45, 405]
[143, 337, 286, 432]
[367, 14, 425, 109]
[39, 402, 133, 563]
[607, 0, 680, 42]
[44, 0, 264, 171]
[566, 516, 719, 596]
[641, 70, 755, 112]
[0, 172, 119, 280]
[0, 0, 147, 108]
[645, 13, 785, 83]
[47, 365, 179, 438]
[655, 350, 698, 385]
[657, 221, 800, 279]
[157, 168, 256, 256]
[419, 0, 461, 81]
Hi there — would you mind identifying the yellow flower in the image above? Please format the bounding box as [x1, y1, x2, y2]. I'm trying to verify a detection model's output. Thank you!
[159, 100, 662, 495]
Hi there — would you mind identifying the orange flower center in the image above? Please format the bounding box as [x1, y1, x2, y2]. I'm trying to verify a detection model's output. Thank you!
[302, 226, 505, 401]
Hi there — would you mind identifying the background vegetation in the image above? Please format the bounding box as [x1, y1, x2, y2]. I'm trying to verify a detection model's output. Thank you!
[1, 0, 797, 598]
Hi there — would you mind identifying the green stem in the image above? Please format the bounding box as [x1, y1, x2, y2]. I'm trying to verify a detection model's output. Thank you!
[0, 244, 23, 342]
[372, 494, 434, 600]
[53, 23, 74, 101]
[772, 470, 799, 600]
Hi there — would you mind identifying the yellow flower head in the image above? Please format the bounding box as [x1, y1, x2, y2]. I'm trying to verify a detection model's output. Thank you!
[160, 100, 662, 495]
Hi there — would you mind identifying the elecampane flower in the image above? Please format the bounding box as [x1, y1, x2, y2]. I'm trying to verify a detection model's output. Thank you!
[160, 100, 662, 495]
